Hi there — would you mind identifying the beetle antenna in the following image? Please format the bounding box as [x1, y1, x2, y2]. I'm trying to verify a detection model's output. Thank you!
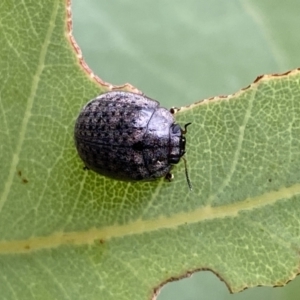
[182, 122, 192, 134]
[182, 157, 192, 191]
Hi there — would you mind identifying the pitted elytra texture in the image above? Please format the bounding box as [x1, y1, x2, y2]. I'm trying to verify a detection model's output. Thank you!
[74, 91, 190, 184]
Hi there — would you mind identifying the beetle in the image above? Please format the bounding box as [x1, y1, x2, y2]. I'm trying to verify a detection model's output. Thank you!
[74, 91, 192, 189]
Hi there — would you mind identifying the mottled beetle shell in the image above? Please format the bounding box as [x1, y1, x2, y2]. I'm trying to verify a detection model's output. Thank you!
[74, 91, 186, 181]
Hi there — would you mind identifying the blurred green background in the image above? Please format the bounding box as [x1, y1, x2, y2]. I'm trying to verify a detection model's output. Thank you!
[72, 1, 300, 299]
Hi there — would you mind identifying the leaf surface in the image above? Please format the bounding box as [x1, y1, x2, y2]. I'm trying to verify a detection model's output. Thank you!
[0, 1, 300, 300]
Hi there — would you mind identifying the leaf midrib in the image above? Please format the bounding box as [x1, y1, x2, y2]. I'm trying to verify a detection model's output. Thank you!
[1, 182, 299, 254]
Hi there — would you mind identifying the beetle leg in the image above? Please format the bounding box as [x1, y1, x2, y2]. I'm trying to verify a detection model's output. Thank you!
[169, 107, 179, 114]
[165, 172, 174, 182]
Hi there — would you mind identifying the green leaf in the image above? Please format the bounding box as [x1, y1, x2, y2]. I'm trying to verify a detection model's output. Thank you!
[1, 1, 300, 300]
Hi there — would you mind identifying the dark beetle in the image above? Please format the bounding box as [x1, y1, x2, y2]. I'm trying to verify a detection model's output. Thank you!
[74, 91, 191, 189]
